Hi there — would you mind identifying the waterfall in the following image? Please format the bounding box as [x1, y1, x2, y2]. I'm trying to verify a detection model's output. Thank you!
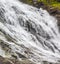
[0, 0, 60, 64]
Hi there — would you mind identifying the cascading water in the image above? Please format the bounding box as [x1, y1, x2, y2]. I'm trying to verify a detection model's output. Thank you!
[0, 0, 60, 64]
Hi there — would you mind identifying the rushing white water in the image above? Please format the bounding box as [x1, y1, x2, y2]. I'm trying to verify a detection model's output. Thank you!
[0, 0, 60, 64]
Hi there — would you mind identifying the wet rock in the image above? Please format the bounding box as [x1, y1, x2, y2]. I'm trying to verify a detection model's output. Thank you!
[45, 7, 60, 27]
[16, 52, 27, 59]
[0, 56, 35, 64]
[0, 56, 14, 64]
[33, 2, 45, 8]
[55, 15, 60, 26]
[48, 8, 60, 15]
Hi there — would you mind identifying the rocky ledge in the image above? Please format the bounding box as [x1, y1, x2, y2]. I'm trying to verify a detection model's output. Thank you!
[0, 56, 35, 64]
[40, 5, 60, 28]
[46, 7, 60, 27]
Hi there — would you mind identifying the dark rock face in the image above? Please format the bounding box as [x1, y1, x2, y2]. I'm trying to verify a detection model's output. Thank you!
[55, 15, 60, 26]
[33, 2, 45, 8]
[39, 5, 60, 28]
[47, 7, 60, 27]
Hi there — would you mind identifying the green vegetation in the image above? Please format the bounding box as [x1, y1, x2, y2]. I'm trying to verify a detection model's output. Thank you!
[51, 2, 60, 9]
[37, 0, 60, 9]
[21, 0, 60, 9]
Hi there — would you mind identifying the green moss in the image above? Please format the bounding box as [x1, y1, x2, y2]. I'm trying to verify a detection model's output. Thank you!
[21, 0, 60, 9]
[51, 2, 60, 9]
